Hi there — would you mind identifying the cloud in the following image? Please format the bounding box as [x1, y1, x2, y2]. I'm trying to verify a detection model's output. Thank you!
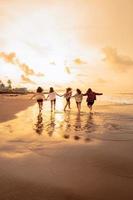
[18, 63, 35, 76]
[0, 52, 16, 64]
[21, 75, 35, 84]
[0, 51, 44, 76]
[65, 66, 71, 74]
[73, 58, 87, 65]
[102, 47, 133, 72]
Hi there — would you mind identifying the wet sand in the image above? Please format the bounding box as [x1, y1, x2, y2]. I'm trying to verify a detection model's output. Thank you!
[0, 95, 133, 200]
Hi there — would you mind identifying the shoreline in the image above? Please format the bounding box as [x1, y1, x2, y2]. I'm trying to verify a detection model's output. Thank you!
[1, 93, 133, 123]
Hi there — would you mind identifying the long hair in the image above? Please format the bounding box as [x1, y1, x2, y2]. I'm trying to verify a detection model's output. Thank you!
[66, 87, 72, 93]
[76, 88, 81, 94]
[87, 88, 92, 93]
[49, 87, 54, 93]
[37, 87, 43, 93]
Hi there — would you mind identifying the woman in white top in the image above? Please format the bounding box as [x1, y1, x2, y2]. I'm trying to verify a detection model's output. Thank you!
[61, 87, 72, 111]
[47, 87, 60, 112]
[31, 87, 45, 111]
[72, 89, 83, 113]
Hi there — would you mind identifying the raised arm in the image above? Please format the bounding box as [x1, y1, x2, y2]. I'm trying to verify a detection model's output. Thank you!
[46, 94, 49, 100]
[95, 92, 103, 95]
[71, 94, 76, 98]
[55, 92, 62, 97]
[30, 93, 36, 100]
[83, 92, 87, 96]
[58, 93, 65, 97]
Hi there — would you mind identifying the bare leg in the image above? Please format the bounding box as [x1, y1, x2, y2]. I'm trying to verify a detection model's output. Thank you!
[54, 100, 56, 110]
[89, 105, 93, 113]
[76, 102, 80, 113]
[64, 102, 68, 111]
[38, 102, 40, 111]
[51, 101, 53, 112]
[78, 103, 81, 113]
[77, 105, 80, 113]
[38, 102, 42, 112]
[41, 102, 43, 110]
[68, 100, 71, 109]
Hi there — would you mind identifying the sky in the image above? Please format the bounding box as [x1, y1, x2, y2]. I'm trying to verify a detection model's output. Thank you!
[0, 0, 133, 92]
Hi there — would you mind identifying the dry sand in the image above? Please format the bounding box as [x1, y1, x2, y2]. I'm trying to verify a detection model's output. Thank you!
[0, 95, 133, 200]
[0, 94, 35, 123]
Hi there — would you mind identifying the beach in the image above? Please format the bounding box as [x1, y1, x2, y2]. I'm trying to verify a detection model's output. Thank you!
[0, 94, 133, 200]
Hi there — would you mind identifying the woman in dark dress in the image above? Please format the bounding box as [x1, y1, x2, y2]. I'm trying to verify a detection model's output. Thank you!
[83, 88, 103, 113]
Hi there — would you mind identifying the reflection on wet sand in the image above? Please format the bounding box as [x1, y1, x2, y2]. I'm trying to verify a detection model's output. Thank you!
[34, 110, 44, 135]
[70, 113, 81, 140]
[33, 110, 93, 142]
[32, 102, 133, 143]
[63, 111, 71, 139]
[74, 113, 81, 131]
[46, 112, 56, 137]
[62, 112, 94, 141]
[84, 112, 96, 133]
[1, 102, 133, 159]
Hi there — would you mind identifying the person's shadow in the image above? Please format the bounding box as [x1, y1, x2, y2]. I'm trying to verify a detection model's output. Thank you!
[35, 110, 44, 135]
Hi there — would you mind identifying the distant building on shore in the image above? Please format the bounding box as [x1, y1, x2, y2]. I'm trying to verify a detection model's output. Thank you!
[0, 84, 28, 94]
[0, 80, 28, 94]
[13, 88, 28, 94]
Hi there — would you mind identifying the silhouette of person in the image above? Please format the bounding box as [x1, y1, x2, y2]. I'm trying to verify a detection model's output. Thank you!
[83, 88, 103, 113]
[72, 89, 83, 113]
[47, 87, 60, 112]
[30, 87, 46, 112]
[61, 88, 72, 111]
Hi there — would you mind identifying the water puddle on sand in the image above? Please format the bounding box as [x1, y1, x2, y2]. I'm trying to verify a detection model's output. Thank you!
[0, 103, 133, 158]
[1, 103, 133, 141]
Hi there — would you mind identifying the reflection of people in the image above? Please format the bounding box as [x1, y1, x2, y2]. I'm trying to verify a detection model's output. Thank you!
[61, 88, 72, 111]
[73, 113, 81, 140]
[47, 87, 60, 112]
[72, 89, 83, 113]
[30, 87, 46, 112]
[35, 111, 43, 135]
[47, 113, 56, 137]
[64, 111, 71, 128]
[83, 88, 103, 113]
[74, 113, 81, 131]
[63, 111, 71, 139]
[84, 112, 95, 134]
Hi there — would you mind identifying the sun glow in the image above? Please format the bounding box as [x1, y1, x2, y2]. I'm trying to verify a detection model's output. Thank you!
[43, 57, 75, 85]
[44, 67, 72, 84]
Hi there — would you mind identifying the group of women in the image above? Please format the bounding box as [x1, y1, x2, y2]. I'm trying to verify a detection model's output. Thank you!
[31, 87, 103, 113]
